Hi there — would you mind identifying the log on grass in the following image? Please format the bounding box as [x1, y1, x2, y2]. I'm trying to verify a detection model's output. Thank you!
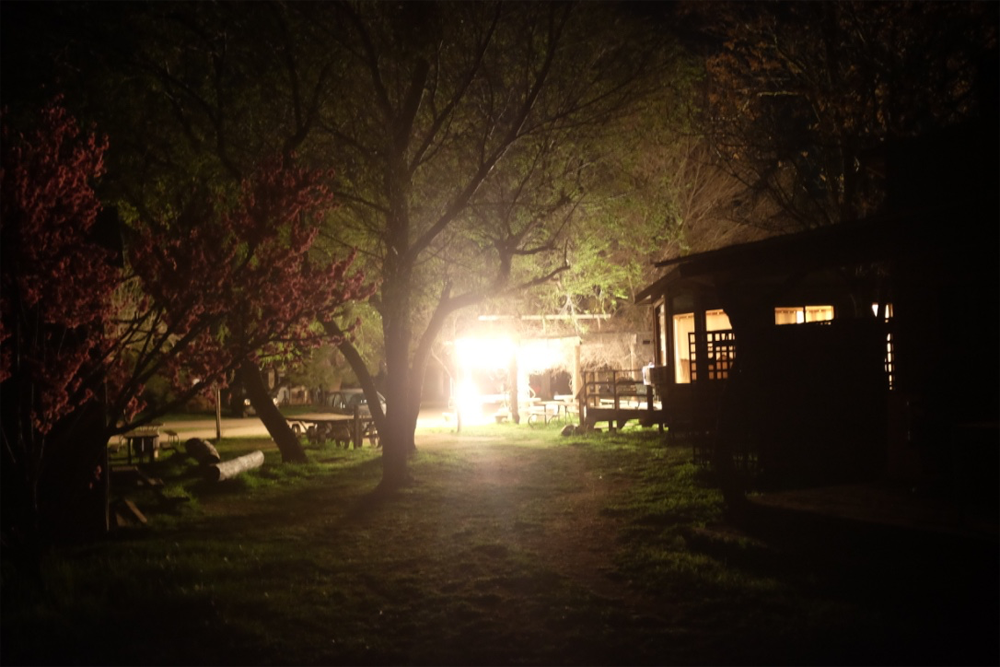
[206, 450, 265, 482]
[184, 437, 222, 465]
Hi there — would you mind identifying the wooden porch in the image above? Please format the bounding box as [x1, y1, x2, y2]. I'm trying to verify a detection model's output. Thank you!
[580, 368, 668, 432]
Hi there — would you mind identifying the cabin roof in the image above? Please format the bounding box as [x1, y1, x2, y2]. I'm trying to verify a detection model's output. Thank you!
[635, 218, 893, 305]
[634, 204, 982, 306]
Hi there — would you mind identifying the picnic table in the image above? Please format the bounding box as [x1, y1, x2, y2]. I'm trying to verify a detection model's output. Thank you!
[120, 423, 163, 464]
[527, 399, 576, 426]
[285, 411, 378, 448]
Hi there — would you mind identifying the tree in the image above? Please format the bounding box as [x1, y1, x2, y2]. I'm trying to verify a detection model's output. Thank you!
[294, 2, 691, 488]
[19, 2, 692, 491]
[1, 98, 116, 548]
[2, 1, 377, 458]
[678, 1, 999, 229]
[540, 101, 757, 318]
[120, 153, 374, 462]
[1, 99, 370, 551]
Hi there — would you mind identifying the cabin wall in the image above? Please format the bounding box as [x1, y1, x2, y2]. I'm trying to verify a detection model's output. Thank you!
[736, 319, 888, 487]
[648, 271, 892, 488]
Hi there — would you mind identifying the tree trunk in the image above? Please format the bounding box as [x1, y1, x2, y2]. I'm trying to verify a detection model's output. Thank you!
[379, 416, 414, 491]
[321, 320, 386, 435]
[241, 359, 307, 463]
[378, 346, 416, 491]
[184, 437, 221, 464]
[318, 318, 414, 490]
[35, 410, 110, 545]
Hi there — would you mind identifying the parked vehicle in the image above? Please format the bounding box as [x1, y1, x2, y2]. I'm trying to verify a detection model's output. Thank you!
[325, 388, 386, 418]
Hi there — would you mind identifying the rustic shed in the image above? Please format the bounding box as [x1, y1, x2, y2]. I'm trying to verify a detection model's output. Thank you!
[637, 116, 998, 494]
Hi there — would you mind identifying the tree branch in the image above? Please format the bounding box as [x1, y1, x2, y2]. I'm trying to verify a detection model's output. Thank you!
[405, 5, 571, 262]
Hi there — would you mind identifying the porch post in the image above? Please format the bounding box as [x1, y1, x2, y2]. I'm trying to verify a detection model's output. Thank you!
[693, 293, 709, 384]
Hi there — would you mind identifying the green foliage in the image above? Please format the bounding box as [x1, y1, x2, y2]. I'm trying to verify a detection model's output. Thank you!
[282, 344, 347, 393]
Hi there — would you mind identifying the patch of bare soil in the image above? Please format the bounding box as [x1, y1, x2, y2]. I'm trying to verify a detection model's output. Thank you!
[525, 454, 635, 601]
[444, 441, 645, 608]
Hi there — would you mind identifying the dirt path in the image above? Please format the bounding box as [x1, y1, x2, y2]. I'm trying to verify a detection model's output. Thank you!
[517, 449, 636, 604]
[424, 437, 647, 610]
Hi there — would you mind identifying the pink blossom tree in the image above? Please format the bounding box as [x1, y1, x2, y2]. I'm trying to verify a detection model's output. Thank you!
[1, 98, 117, 546]
[1, 99, 371, 549]
[121, 153, 374, 461]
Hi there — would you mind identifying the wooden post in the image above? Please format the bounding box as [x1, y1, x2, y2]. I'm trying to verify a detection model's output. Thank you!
[353, 405, 362, 449]
[611, 370, 619, 433]
[647, 384, 662, 433]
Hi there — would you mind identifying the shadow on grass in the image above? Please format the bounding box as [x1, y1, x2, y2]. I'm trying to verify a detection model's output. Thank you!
[335, 459, 421, 525]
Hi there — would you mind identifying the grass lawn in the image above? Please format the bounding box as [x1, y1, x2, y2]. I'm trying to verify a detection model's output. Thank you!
[1, 424, 996, 665]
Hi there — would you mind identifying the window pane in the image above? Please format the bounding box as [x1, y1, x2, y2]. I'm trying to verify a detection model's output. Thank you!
[706, 309, 731, 332]
[775, 307, 801, 325]
[775, 305, 834, 325]
[673, 313, 694, 384]
[805, 305, 834, 322]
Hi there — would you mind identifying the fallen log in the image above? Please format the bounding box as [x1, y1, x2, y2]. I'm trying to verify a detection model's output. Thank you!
[206, 450, 265, 482]
[184, 438, 221, 465]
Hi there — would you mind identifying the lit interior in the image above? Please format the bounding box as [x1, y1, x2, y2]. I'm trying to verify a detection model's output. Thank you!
[673, 313, 694, 383]
[656, 304, 669, 366]
[774, 305, 834, 325]
[454, 337, 516, 425]
[707, 309, 732, 332]
[452, 336, 576, 424]
[673, 309, 731, 384]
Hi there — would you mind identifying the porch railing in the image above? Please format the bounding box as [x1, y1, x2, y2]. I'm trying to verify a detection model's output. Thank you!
[581, 368, 656, 412]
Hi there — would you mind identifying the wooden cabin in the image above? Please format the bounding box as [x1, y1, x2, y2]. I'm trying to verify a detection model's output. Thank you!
[637, 222, 900, 487]
[637, 115, 998, 498]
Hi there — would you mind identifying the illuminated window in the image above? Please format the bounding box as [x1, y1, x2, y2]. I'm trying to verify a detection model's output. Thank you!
[706, 309, 732, 332]
[656, 304, 669, 367]
[674, 309, 732, 384]
[673, 313, 694, 383]
[775, 305, 834, 325]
